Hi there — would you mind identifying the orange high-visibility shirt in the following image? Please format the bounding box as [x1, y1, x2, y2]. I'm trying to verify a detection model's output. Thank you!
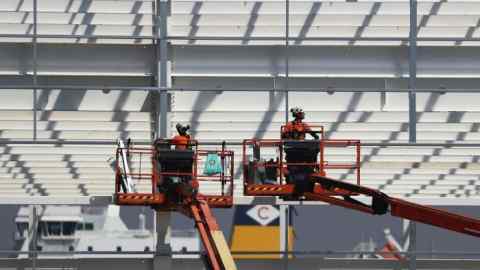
[172, 135, 190, 150]
[282, 121, 312, 140]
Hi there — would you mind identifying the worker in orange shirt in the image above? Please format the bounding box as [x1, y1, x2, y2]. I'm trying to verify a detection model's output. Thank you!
[154, 123, 197, 202]
[172, 123, 191, 150]
[281, 107, 319, 140]
[171, 123, 198, 198]
[282, 108, 319, 198]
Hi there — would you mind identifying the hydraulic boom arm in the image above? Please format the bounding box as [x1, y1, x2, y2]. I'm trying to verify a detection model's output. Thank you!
[189, 200, 237, 270]
[306, 175, 480, 238]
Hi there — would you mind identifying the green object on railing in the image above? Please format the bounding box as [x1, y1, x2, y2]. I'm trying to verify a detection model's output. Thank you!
[203, 153, 223, 175]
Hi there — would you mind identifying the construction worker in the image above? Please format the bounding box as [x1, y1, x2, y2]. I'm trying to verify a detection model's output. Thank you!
[172, 123, 191, 150]
[281, 107, 319, 140]
[172, 123, 198, 198]
[282, 108, 319, 198]
[155, 123, 197, 203]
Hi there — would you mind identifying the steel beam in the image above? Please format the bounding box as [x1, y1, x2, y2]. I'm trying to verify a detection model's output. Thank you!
[28, 205, 38, 270]
[154, 0, 172, 268]
[32, 0, 38, 141]
[0, 257, 479, 270]
[156, 0, 171, 139]
[155, 211, 172, 270]
[403, 219, 418, 270]
[4, 85, 480, 93]
[3, 45, 480, 79]
[284, 0, 290, 125]
[407, 1, 418, 267]
[410, 221, 417, 270]
[167, 36, 480, 42]
[408, 0, 417, 144]
[5, 33, 480, 42]
[283, 1, 290, 267]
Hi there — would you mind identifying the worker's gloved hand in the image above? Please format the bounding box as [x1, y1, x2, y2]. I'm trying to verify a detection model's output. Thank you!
[311, 133, 319, 140]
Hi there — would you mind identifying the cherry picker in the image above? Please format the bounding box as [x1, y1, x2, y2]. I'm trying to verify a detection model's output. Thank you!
[243, 122, 480, 238]
[114, 135, 236, 270]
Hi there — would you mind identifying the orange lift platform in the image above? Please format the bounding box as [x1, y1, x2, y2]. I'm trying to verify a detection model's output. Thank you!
[243, 125, 480, 238]
[114, 139, 237, 270]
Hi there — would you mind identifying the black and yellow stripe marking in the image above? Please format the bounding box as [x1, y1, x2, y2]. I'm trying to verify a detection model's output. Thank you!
[119, 194, 154, 200]
[116, 193, 164, 205]
[204, 196, 233, 207]
[247, 186, 286, 192]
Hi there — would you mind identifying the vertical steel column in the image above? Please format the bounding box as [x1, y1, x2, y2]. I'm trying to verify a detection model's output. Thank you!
[28, 206, 38, 270]
[403, 219, 417, 270]
[409, 221, 417, 270]
[154, 0, 172, 269]
[408, 0, 417, 143]
[154, 211, 172, 269]
[280, 205, 289, 269]
[156, 0, 170, 139]
[32, 0, 38, 141]
[283, 0, 291, 267]
[284, 0, 290, 124]
[408, 1, 417, 268]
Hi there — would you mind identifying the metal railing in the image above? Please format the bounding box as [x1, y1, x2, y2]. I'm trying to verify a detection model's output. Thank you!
[2, 249, 480, 257]
[2, 139, 480, 148]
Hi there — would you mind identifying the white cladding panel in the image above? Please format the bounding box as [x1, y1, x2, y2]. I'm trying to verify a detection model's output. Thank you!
[1, 0, 480, 45]
[173, 92, 381, 111]
[0, 90, 149, 111]
[385, 93, 480, 112]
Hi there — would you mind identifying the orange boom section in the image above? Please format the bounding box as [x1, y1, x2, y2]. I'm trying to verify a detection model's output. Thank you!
[190, 200, 237, 270]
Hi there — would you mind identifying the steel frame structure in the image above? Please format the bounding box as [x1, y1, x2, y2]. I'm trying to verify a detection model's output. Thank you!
[3, 1, 480, 269]
[0, 0, 478, 145]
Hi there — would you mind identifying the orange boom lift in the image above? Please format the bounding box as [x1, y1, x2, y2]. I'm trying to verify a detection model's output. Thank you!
[114, 137, 236, 270]
[243, 123, 480, 238]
